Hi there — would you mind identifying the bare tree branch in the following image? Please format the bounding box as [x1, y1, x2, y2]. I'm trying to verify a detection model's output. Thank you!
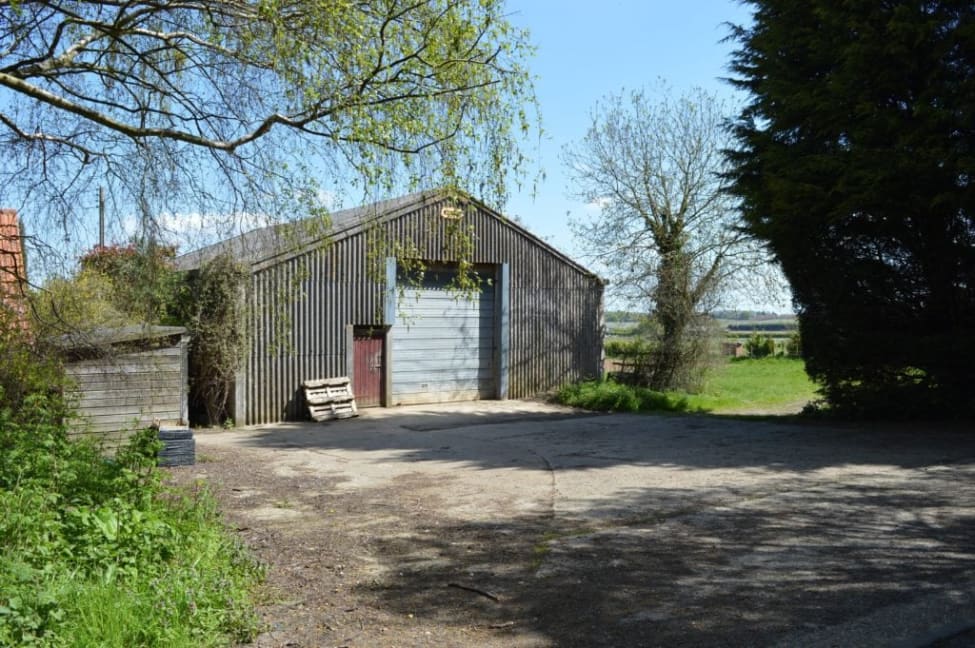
[564, 84, 785, 389]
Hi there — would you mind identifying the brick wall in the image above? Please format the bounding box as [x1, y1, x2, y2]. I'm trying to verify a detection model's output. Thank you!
[0, 209, 27, 324]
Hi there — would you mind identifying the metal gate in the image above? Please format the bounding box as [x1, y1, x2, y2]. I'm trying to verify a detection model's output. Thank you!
[391, 268, 495, 405]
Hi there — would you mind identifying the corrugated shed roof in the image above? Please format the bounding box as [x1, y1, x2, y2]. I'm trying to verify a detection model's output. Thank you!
[175, 191, 436, 271]
[0, 209, 27, 320]
[175, 189, 602, 281]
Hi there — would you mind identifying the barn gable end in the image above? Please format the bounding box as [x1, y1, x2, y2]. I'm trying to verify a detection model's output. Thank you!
[179, 190, 604, 425]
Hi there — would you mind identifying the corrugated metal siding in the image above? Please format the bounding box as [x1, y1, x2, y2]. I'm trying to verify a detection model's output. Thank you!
[385, 203, 604, 400]
[245, 233, 385, 423]
[391, 268, 496, 404]
[241, 199, 603, 424]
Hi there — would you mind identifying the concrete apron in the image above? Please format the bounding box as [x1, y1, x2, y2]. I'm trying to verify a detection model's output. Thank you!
[195, 401, 975, 647]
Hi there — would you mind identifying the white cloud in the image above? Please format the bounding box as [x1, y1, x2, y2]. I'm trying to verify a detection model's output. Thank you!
[585, 196, 612, 213]
[121, 210, 273, 252]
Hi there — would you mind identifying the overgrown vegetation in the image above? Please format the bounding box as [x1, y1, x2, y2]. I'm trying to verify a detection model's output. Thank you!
[175, 254, 250, 426]
[558, 379, 692, 414]
[32, 244, 251, 427]
[0, 317, 263, 646]
[559, 357, 817, 414]
[32, 241, 182, 337]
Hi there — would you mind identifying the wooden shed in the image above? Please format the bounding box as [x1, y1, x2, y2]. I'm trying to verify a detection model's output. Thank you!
[177, 190, 604, 425]
[59, 326, 190, 446]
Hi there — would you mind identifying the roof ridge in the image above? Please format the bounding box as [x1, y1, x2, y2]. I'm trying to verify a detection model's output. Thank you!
[175, 189, 444, 270]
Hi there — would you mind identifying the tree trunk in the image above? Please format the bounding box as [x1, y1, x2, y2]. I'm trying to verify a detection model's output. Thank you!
[647, 245, 694, 390]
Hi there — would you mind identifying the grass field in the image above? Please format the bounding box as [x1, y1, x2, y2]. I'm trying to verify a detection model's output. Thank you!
[683, 357, 820, 414]
[558, 357, 820, 415]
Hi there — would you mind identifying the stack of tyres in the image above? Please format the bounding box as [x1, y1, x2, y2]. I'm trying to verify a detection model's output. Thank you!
[157, 426, 195, 466]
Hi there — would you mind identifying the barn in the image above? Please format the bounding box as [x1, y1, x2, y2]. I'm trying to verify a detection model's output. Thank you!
[177, 190, 604, 425]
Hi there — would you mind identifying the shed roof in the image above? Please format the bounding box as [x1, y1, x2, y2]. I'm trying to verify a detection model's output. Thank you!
[175, 191, 434, 271]
[176, 189, 602, 280]
[54, 325, 188, 351]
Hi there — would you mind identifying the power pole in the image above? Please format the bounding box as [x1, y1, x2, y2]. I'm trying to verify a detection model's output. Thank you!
[98, 187, 105, 247]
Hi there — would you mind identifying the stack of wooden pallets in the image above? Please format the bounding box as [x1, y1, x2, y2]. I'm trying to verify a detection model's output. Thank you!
[302, 377, 358, 421]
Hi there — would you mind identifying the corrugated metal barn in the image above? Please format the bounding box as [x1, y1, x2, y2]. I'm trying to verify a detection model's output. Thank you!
[178, 190, 604, 425]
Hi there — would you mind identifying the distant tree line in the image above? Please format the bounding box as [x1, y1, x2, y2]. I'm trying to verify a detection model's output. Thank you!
[727, 323, 796, 333]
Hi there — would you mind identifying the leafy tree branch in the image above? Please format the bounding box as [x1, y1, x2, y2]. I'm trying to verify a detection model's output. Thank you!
[1, 0, 537, 261]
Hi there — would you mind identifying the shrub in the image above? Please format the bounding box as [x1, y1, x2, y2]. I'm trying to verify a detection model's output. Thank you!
[786, 330, 802, 358]
[0, 309, 68, 421]
[745, 333, 776, 358]
[176, 254, 250, 426]
[605, 338, 654, 359]
[557, 379, 690, 413]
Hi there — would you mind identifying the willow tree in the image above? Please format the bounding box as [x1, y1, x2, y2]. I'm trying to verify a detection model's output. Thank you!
[0, 0, 536, 264]
[565, 86, 774, 390]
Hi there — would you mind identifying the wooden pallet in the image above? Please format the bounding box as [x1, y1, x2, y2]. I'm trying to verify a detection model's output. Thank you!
[303, 376, 358, 421]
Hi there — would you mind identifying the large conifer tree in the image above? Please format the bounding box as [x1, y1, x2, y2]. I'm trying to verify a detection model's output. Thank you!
[727, 1, 975, 416]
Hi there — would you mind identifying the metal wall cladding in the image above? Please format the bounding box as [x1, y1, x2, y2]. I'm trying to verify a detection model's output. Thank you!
[246, 234, 384, 423]
[391, 267, 497, 405]
[242, 199, 603, 424]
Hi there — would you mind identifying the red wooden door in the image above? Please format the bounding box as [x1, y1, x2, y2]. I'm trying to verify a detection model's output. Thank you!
[353, 332, 384, 407]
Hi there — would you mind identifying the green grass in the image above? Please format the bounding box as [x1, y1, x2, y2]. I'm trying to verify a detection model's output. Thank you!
[683, 357, 819, 413]
[558, 357, 819, 415]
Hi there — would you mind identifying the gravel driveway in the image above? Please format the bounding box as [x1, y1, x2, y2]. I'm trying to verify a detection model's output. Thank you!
[168, 402, 975, 647]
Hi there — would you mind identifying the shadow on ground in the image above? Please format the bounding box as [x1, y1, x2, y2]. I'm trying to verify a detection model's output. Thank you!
[227, 405, 975, 474]
[187, 404, 975, 646]
[359, 465, 975, 647]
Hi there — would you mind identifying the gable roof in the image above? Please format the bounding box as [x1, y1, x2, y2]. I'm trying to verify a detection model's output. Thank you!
[176, 189, 602, 280]
[0, 209, 27, 320]
[175, 191, 436, 271]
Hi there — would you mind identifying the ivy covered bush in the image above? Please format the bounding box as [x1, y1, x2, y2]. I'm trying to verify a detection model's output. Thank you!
[174, 253, 250, 427]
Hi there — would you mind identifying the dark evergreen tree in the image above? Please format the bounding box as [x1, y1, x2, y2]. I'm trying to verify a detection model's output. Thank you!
[726, 1, 975, 417]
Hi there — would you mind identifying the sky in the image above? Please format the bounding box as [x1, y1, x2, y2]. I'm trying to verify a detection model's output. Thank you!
[18, 1, 786, 309]
[497, 1, 789, 310]
[502, 0, 751, 244]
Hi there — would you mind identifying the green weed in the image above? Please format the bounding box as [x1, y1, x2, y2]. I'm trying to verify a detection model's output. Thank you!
[0, 396, 263, 646]
[557, 379, 693, 413]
